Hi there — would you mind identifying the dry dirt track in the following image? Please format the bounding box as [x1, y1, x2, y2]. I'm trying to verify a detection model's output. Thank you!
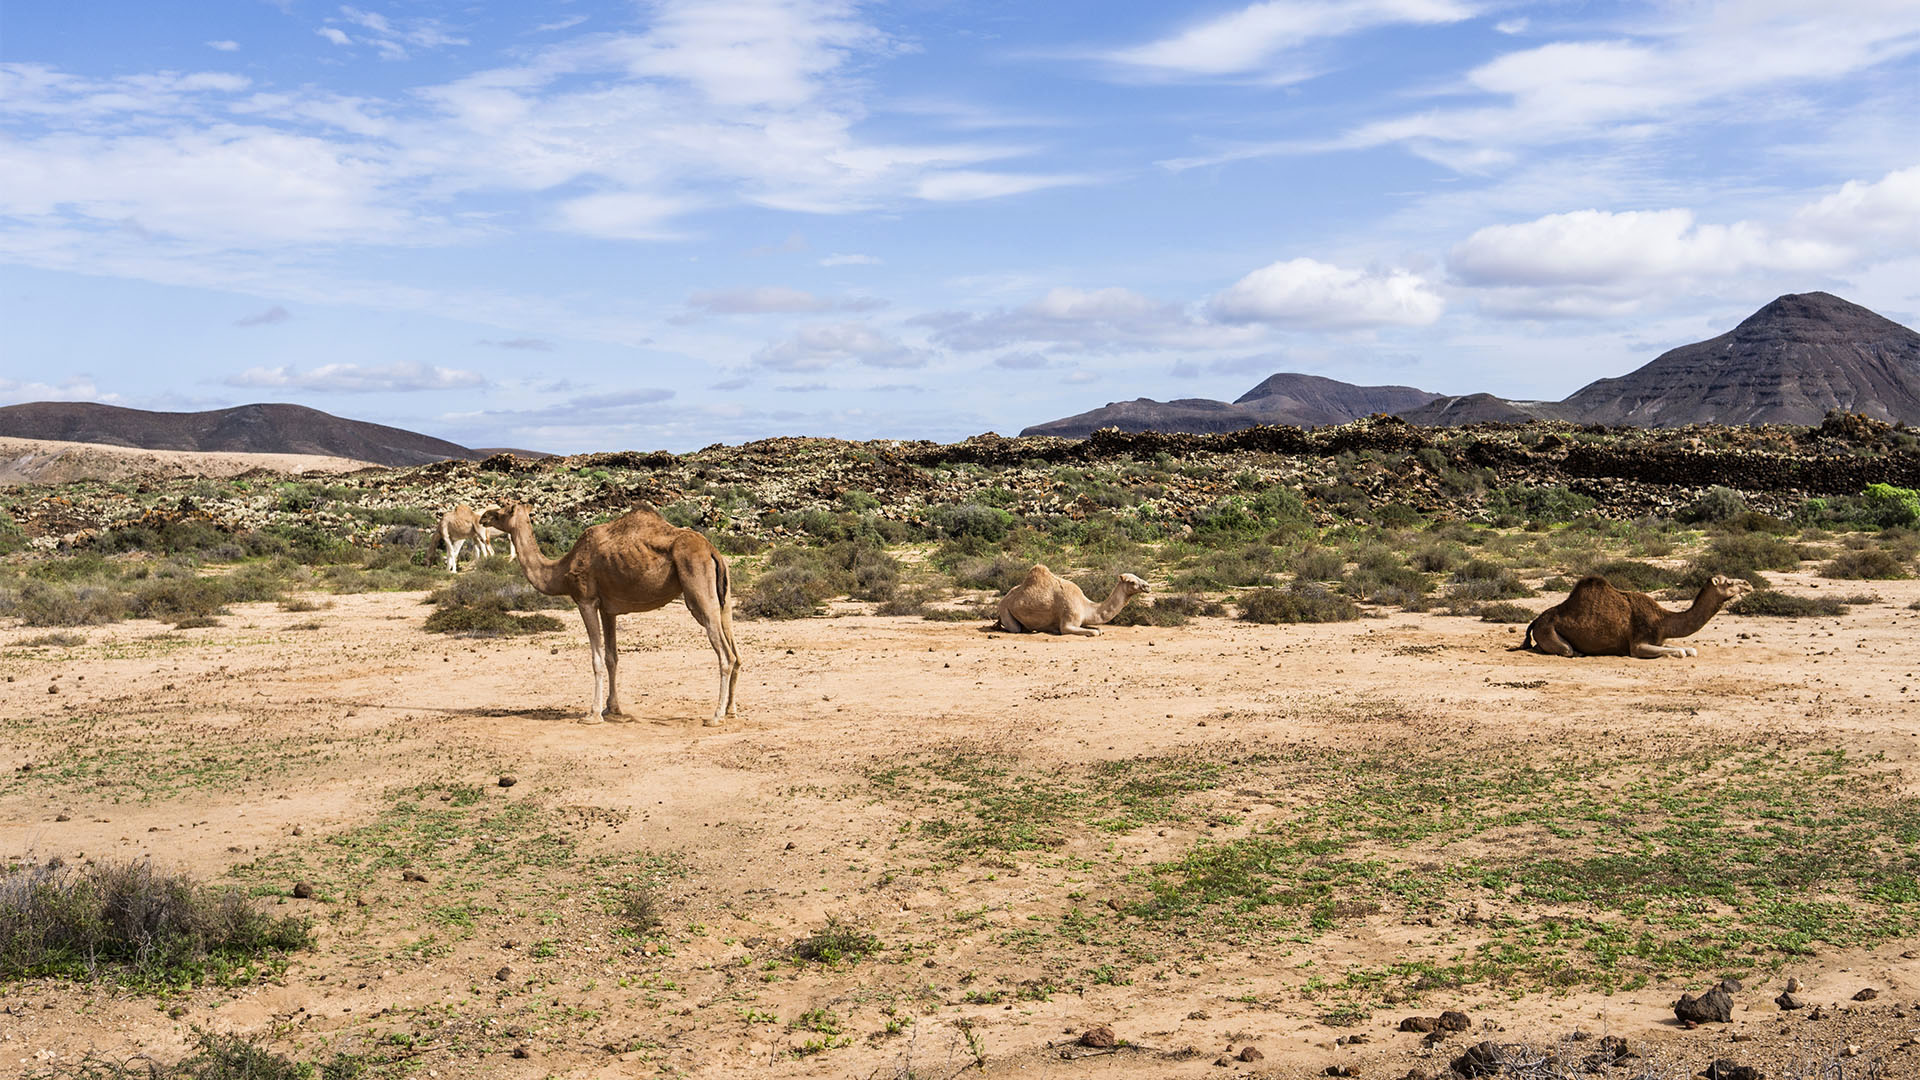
[5, 571, 1920, 1078]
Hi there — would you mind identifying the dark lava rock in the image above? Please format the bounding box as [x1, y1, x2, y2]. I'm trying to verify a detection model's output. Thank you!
[1853, 987, 1879, 1001]
[1078, 1025, 1116, 1048]
[1776, 992, 1805, 1010]
[291, 881, 315, 899]
[1702, 1059, 1764, 1080]
[510, 1045, 531, 1059]
[1321, 1066, 1353, 1077]
[1398, 1015, 1438, 1033]
[1437, 1009, 1471, 1032]
[495, 966, 511, 981]
[498, 775, 517, 787]
[1237, 1045, 1263, 1062]
[402, 869, 428, 882]
[1720, 977, 1745, 993]
[1675, 987, 1734, 1024]
[1451, 1041, 1536, 1077]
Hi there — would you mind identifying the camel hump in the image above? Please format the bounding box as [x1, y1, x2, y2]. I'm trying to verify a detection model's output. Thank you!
[1019, 564, 1055, 587]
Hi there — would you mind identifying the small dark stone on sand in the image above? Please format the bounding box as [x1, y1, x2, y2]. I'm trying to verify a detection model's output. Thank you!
[291, 881, 315, 899]
[1079, 1025, 1116, 1048]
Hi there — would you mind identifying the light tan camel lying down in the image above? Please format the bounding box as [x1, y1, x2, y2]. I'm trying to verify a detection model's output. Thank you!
[1521, 574, 1751, 659]
[996, 565, 1149, 636]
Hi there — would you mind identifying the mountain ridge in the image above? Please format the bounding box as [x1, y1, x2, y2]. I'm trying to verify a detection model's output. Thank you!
[0, 401, 503, 467]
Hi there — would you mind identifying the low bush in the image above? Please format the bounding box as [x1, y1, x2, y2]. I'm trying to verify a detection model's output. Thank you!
[1, 580, 129, 626]
[1821, 548, 1908, 580]
[0, 858, 311, 987]
[790, 916, 881, 964]
[422, 607, 565, 636]
[952, 553, 1030, 593]
[1172, 544, 1284, 591]
[1729, 591, 1849, 617]
[1587, 559, 1676, 592]
[1107, 594, 1224, 627]
[1238, 583, 1359, 624]
[1477, 601, 1536, 623]
[1678, 485, 1747, 524]
[1291, 547, 1346, 581]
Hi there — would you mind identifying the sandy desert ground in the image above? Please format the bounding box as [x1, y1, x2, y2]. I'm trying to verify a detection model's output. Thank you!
[0, 437, 376, 487]
[4, 569, 1920, 1078]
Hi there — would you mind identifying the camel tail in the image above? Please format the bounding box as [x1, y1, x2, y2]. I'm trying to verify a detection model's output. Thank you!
[1514, 614, 1540, 652]
[714, 552, 729, 608]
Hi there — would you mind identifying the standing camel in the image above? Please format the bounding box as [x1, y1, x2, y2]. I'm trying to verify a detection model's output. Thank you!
[1521, 574, 1752, 659]
[480, 501, 740, 725]
[437, 505, 515, 572]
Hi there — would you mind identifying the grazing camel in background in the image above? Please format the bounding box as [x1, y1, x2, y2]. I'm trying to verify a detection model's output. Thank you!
[997, 565, 1150, 636]
[480, 501, 740, 725]
[1521, 574, 1752, 659]
[437, 504, 514, 572]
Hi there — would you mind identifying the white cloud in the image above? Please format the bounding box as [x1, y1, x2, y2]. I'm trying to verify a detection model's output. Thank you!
[206, 40, 240, 52]
[1493, 18, 1527, 35]
[0, 375, 118, 406]
[478, 337, 554, 351]
[318, 27, 352, 46]
[685, 286, 884, 315]
[1449, 208, 1847, 287]
[914, 170, 1088, 202]
[925, 286, 1262, 351]
[335, 6, 468, 60]
[819, 252, 881, 266]
[536, 16, 589, 33]
[225, 361, 487, 392]
[1103, 0, 1474, 79]
[1794, 164, 1920, 247]
[1210, 259, 1444, 328]
[753, 322, 930, 370]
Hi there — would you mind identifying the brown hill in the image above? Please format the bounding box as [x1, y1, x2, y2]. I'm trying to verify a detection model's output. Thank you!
[1232, 373, 1441, 425]
[0, 402, 488, 467]
[1021, 375, 1441, 437]
[1557, 292, 1920, 426]
[1396, 393, 1564, 426]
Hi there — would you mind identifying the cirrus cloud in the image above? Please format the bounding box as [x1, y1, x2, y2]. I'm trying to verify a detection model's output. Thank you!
[224, 361, 487, 393]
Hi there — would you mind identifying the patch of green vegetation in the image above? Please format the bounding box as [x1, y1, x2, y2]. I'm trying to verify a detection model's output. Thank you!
[1729, 591, 1850, 617]
[0, 859, 311, 991]
[1106, 593, 1225, 626]
[1476, 601, 1535, 623]
[1821, 548, 1909, 580]
[790, 916, 881, 964]
[1238, 583, 1359, 623]
[1135, 745, 1920, 992]
[422, 607, 565, 636]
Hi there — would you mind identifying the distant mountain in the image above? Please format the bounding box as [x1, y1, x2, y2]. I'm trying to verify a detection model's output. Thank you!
[1021, 292, 1920, 435]
[0, 402, 490, 467]
[1232, 373, 1441, 426]
[1557, 292, 1920, 427]
[1022, 375, 1441, 437]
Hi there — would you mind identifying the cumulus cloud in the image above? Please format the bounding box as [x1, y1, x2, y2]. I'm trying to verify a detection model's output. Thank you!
[225, 361, 487, 392]
[924, 286, 1261, 352]
[1102, 0, 1474, 79]
[1449, 208, 1847, 287]
[234, 305, 291, 327]
[753, 322, 931, 370]
[318, 27, 352, 46]
[0, 375, 118, 405]
[1209, 259, 1444, 328]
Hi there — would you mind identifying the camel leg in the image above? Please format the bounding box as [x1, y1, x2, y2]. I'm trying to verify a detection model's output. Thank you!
[1060, 622, 1101, 637]
[600, 609, 625, 717]
[998, 610, 1026, 633]
[1530, 620, 1578, 657]
[1631, 642, 1694, 659]
[576, 601, 608, 724]
[682, 585, 740, 726]
[446, 537, 467, 572]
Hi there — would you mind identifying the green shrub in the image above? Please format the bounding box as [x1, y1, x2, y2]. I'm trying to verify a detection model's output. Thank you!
[934, 504, 1015, 542]
[426, 567, 564, 612]
[1587, 560, 1675, 592]
[1821, 548, 1908, 580]
[1173, 544, 1284, 590]
[1, 580, 130, 626]
[1408, 542, 1466, 573]
[1729, 591, 1849, 617]
[1237, 583, 1359, 624]
[0, 509, 29, 555]
[1679, 485, 1747, 524]
[0, 858, 311, 986]
[1862, 483, 1920, 528]
[1291, 547, 1346, 581]
[1488, 484, 1595, 526]
[1107, 594, 1224, 627]
[952, 554, 1030, 593]
[422, 607, 566, 635]
[1477, 602, 1536, 623]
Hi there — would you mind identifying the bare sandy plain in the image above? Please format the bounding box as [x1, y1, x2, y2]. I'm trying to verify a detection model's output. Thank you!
[4, 569, 1920, 1079]
[0, 437, 375, 487]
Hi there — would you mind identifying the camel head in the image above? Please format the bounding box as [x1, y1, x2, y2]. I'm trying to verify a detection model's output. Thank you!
[480, 501, 531, 533]
[1707, 575, 1754, 603]
[1118, 573, 1150, 597]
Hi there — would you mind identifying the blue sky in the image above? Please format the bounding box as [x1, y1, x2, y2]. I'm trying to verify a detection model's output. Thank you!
[2, 1, 1917, 452]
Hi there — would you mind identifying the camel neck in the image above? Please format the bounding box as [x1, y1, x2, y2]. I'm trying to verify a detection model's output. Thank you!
[505, 518, 568, 596]
[1660, 588, 1727, 639]
[1090, 583, 1134, 625]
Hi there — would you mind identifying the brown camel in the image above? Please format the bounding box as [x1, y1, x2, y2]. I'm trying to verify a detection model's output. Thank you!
[997, 565, 1149, 636]
[437, 504, 513, 571]
[1521, 574, 1752, 659]
[480, 501, 740, 725]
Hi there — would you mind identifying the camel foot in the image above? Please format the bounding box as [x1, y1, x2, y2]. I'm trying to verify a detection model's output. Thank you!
[578, 715, 605, 726]
[704, 717, 722, 727]
[604, 714, 637, 724]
